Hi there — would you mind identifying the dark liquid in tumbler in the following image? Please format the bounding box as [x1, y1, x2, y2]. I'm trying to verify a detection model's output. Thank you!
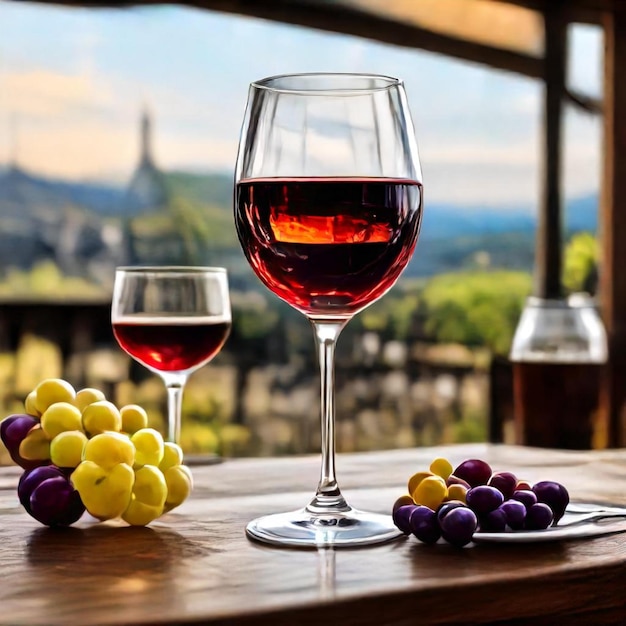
[512, 361, 603, 449]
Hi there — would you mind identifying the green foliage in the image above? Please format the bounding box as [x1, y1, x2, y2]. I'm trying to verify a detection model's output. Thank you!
[410, 231, 535, 277]
[449, 410, 488, 443]
[421, 271, 532, 355]
[168, 197, 214, 264]
[231, 292, 280, 339]
[563, 232, 598, 294]
[130, 192, 238, 265]
[360, 281, 425, 338]
[0, 261, 106, 300]
[165, 171, 233, 208]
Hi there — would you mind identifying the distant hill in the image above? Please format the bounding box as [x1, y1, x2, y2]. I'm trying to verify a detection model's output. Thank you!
[0, 166, 125, 215]
[0, 167, 598, 236]
[565, 194, 598, 233]
[161, 171, 598, 239]
[0, 167, 599, 279]
[165, 171, 233, 208]
[419, 205, 536, 240]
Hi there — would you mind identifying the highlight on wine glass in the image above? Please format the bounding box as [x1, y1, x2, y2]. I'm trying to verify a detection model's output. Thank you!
[111, 266, 232, 444]
[234, 73, 423, 547]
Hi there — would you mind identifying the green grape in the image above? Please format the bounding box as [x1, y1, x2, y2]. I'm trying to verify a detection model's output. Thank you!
[163, 464, 193, 513]
[50, 430, 88, 468]
[81, 400, 122, 436]
[159, 442, 184, 471]
[122, 500, 163, 526]
[83, 432, 135, 469]
[121, 465, 167, 526]
[71, 460, 135, 520]
[74, 388, 106, 412]
[34, 378, 76, 414]
[131, 428, 164, 467]
[41, 402, 83, 439]
[132, 465, 167, 508]
[24, 390, 41, 417]
[18, 425, 51, 461]
[120, 404, 148, 434]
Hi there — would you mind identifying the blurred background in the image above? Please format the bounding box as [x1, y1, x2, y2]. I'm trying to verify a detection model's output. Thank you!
[0, 1, 602, 458]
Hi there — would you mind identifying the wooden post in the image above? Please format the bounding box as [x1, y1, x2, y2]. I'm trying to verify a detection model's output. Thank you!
[535, 4, 567, 299]
[599, 7, 626, 448]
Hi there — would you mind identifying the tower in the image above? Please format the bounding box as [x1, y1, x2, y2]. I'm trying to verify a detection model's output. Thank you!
[125, 108, 169, 215]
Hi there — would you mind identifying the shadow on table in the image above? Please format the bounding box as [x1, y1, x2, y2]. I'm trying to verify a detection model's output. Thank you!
[26, 523, 213, 578]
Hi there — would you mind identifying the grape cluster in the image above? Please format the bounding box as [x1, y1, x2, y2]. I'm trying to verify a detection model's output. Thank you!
[392, 457, 569, 547]
[1, 378, 193, 527]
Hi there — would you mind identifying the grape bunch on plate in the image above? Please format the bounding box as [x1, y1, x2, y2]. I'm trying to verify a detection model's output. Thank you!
[1, 378, 193, 527]
[393, 457, 569, 547]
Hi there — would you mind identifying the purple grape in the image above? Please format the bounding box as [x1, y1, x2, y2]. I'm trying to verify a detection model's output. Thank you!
[480, 508, 507, 532]
[436, 500, 466, 523]
[499, 500, 527, 530]
[29, 476, 85, 527]
[446, 475, 471, 489]
[466, 485, 504, 516]
[439, 506, 478, 547]
[392, 495, 415, 514]
[409, 505, 441, 544]
[18, 466, 67, 513]
[392, 504, 417, 535]
[532, 481, 570, 524]
[510, 489, 537, 510]
[488, 471, 517, 500]
[0, 414, 44, 470]
[453, 459, 492, 488]
[525, 503, 554, 530]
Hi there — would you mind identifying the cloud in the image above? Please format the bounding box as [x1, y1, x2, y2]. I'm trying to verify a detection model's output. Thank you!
[0, 66, 240, 178]
[1, 69, 113, 118]
[0, 4, 602, 208]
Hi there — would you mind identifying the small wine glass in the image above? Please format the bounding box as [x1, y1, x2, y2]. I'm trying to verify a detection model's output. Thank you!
[111, 266, 231, 443]
[234, 73, 423, 547]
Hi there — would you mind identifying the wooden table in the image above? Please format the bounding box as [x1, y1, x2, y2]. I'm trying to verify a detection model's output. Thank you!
[1, 444, 625, 625]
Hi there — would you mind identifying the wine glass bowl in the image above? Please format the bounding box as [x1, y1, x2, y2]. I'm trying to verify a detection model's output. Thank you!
[236, 177, 421, 319]
[235, 73, 423, 548]
[111, 266, 231, 443]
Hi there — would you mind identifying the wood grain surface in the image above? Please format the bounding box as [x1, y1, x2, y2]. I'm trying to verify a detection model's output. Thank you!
[0, 444, 625, 625]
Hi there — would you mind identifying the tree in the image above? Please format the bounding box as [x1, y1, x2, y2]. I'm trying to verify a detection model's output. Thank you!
[563, 232, 598, 295]
[421, 271, 532, 355]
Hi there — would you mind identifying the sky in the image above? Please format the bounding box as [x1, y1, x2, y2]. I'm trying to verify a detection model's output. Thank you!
[0, 1, 603, 209]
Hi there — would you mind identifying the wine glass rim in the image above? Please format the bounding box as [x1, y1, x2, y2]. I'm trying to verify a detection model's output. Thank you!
[251, 72, 403, 95]
[115, 265, 228, 274]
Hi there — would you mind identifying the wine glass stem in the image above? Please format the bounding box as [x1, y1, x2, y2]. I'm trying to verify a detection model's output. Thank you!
[162, 373, 188, 443]
[308, 319, 349, 513]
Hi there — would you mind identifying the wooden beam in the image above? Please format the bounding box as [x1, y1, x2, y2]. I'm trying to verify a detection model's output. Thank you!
[599, 6, 626, 448]
[534, 3, 567, 299]
[11, 0, 545, 79]
[10, 0, 603, 112]
[17, 0, 608, 25]
[487, 0, 608, 24]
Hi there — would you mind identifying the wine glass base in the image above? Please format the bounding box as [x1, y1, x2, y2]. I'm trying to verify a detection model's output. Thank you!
[245, 506, 403, 548]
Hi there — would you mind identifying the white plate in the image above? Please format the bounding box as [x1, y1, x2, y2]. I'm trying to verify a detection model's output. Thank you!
[472, 502, 626, 544]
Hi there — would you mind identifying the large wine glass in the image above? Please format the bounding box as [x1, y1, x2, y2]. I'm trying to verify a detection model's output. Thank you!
[111, 266, 231, 443]
[234, 73, 423, 548]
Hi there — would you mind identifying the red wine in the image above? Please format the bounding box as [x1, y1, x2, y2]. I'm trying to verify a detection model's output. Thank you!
[513, 362, 603, 449]
[235, 177, 423, 317]
[113, 318, 231, 373]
